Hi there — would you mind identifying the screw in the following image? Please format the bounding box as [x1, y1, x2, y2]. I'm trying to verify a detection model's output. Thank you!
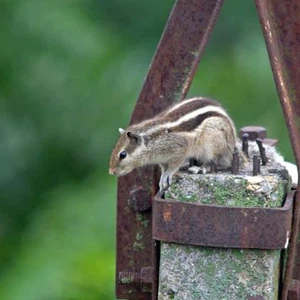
[256, 138, 268, 165]
[253, 155, 261, 176]
[118, 267, 152, 292]
[240, 126, 267, 141]
[129, 187, 152, 212]
[242, 133, 249, 156]
[232, 148, 239, 174]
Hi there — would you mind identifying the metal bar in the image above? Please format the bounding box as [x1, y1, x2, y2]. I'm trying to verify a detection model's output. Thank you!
[116, 0, 225, 299]
[256, 139, 268, 166]
[255, 1, 300, 299]
[252, 155, 261, 176]
[153, 191, 294, 250]
[130, 0, 225, 124]
[231, 149, 240, 174]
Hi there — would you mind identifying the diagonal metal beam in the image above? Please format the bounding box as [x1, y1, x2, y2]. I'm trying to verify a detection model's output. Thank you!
[129, 0, 225, 124]
[116, 0, 224, 299]
[255, 1, 300, 299]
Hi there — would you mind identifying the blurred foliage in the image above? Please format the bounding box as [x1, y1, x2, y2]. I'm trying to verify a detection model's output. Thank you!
[0, 0, 294, 299]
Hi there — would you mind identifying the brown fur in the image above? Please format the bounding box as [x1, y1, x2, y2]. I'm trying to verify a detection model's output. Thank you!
[109, 97, 237, 192]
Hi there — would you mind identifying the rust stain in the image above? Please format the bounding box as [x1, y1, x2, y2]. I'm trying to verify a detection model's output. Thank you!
[163, 205, 172, 222]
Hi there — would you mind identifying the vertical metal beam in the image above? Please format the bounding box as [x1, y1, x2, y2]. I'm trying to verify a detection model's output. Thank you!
[116, 0, 224, 299]
[255, 1, 300, 299]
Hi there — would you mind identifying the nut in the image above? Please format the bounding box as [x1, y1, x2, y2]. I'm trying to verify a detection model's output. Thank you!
[129, 187, 152, 212]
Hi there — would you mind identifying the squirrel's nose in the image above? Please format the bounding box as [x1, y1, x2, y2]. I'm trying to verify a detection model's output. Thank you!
[109, 168, 116, 175]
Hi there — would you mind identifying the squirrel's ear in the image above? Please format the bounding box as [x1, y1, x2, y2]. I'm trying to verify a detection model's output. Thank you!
[118, 128, 125, 135]
[127, 131, 142, 144]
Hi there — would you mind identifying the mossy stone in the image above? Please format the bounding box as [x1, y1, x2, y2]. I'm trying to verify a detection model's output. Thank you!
[159, 162, 291, 300]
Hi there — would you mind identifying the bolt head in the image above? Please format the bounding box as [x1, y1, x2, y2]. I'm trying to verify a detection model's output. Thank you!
[129, 187, 152, 212]
[240, 126, 267, 141]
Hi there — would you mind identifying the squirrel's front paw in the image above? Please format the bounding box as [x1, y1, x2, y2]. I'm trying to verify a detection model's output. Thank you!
[159, 175, 171, 192]
[159, 181, 169, 193]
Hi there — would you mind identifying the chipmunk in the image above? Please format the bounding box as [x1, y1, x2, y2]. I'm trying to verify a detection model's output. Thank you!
[109, 97, 238, 192]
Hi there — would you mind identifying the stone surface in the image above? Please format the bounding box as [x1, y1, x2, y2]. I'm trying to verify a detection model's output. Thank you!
[158, 159, 291, 300]
[159, 244, 280, 300]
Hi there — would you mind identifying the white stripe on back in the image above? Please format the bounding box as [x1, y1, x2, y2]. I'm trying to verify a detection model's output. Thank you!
[166, 97, 204, 113]
[142, 105, 227, 135]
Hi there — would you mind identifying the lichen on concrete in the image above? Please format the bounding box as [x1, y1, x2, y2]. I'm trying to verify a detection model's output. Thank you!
[159, 157, 291, 300]
[165, 162, 290, 208]
[159, 243, 280, 300]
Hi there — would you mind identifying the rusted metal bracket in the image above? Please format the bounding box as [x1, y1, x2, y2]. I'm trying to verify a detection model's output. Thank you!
[153, 191, 294, 250]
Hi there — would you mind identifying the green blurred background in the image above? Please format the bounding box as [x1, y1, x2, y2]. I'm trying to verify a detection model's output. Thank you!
[0, 1, 294, 299]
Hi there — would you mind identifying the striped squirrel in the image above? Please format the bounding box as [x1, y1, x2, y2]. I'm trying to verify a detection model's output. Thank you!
[109, 97, 238, 192]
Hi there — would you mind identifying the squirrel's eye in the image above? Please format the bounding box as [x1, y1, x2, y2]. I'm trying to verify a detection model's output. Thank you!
[119, 151, 127, 160]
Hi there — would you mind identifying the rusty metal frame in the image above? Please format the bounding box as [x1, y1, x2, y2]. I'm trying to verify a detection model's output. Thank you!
[116, 1, 225, 299]
[115, 0, 300, 299]
[153, 191, 294, 250]
[255, 1, 300, 299]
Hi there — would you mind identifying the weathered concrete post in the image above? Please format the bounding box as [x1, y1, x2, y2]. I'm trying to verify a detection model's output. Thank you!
[157, 158, 291, 300]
